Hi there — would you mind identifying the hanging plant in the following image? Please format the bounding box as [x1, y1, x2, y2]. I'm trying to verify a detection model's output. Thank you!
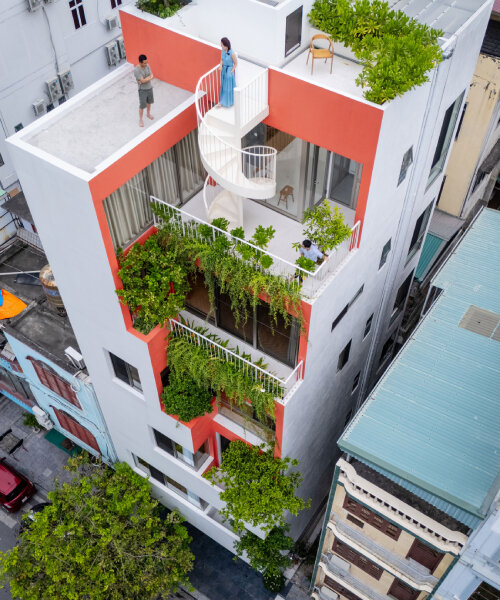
[161, 374, 214, 422]
[166, 323, 279, 425]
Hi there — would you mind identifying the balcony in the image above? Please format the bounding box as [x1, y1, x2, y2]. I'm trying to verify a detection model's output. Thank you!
[320, 553, 389, 600]
[151, 195, 360, 301]
[169, 317, 303, 404]
[328, 514, 438, 590]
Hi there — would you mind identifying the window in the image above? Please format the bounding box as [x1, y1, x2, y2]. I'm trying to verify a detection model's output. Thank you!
[346, 514, 364, 528]
[379, 335, 395, 366]
[331, 285, 364, 332]
[69, 0, 87, 29]
[324, 576, 362, 600]
[58, 95, 67, 104]
[103, 130, 205, 250]
[436, 176, 446, 207]
[0, 153, 4, 167]
[428, 92, 465, 185]
[0, 366, 35, 405]
[344, 409, 353, 426]
[27, 357, 81, 409]
[398, 146, 413, 186]
[379, 239, 391, 269]
[392, 272, 414, 320]
[14, 123, 23, 133]
[343, 495, 401, 540]
[109, 353, 142, 391]
[352, 371, 360, 392]
[153, 429, 210, 470]
[332, 538, 383, 580]
[111, 0, 122, 7]
[388, 578, 420, 600]
[51, 407, 100, 452]
[469, 582, 500, 600]
[406, 538, 443, 572]
[407, 201, 433, 260]
[135, 456, 207, 509]
[363, 314, 374, 338]
[285, 6, 302, 56]
[455, 102, 467, 140]
[46, 103, 55, 112]
[337, 340, 351, 372]
[185, 273, 300, 368]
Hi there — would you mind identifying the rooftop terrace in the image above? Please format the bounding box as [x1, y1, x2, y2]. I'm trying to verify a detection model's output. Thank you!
[339, 208, 500, 521]
[0, 239, 46, 304]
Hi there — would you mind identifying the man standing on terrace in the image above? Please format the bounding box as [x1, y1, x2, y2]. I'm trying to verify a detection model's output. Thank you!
[134, 54, 154, 127]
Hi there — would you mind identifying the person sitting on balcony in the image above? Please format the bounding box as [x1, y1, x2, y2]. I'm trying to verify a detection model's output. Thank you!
[134, 54, 154, 127]
[218, 37, 237, 107]
[300, 239, 329, 263]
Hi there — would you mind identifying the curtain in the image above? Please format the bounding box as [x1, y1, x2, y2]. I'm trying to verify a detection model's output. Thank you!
[103, 171, 152, 250]
[176, 130, 205, 202]
[147, 147, 180, 206]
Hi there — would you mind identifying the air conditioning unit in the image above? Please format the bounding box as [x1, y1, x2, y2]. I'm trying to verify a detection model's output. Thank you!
[105, 41, 120, 66]
[58, 70, 74, 94]
[32, 406, 54, 430]
[46, 77, 63, 102]
[105, 15, 119, 30]
[116, 36, 126, 60]
[64, 346, 86, 370]
[32, 98, 47, 117]
[27, 0, 43, 11]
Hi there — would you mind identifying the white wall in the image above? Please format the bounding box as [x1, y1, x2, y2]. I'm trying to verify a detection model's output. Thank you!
[0, 0, 134, 189]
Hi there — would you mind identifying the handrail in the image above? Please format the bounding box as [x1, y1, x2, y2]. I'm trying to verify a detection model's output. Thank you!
[169, 318, 303, 402]
[152, 193, 360, 300]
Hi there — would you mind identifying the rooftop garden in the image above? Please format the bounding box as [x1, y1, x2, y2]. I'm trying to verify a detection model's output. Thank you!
[136, 0, 186, 19]
[309, 0, 444, 104]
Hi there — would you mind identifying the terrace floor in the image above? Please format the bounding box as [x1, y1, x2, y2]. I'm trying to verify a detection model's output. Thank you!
[25, 65, 194, 173]
[282, 48, 365, 101]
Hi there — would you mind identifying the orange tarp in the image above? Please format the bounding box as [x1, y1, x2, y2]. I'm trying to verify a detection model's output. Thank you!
[0, 289, 27, 320]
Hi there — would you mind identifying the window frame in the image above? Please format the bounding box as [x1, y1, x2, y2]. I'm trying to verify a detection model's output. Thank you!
[343, 495, 401, 540]
[363, 313, 374, 338]
[351, 371, 361, 393]
[110, 0, 122, 7]
[153, 429, 210, 471]
[398, 146, 413, 186]
[51, 407, 99, 452]
[337, 340, 352, 372]
[27, 356, 81, 409]
[69, 0, 87, 29]
[109, 352, 142, 392]
[407, 201, 433, 261]
[332, 538, 383, 580]
[379, 239, 391, 269]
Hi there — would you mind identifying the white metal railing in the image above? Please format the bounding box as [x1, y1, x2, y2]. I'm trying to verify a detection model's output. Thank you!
[152, 194, 360, 300]
[169, 318, 304, 402]
[234, 69, 268, 132]
[195, 67, 276, 192]
[320, 554, 389, 600]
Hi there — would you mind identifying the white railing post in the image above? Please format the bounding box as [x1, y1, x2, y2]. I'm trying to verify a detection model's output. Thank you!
[234, 86, 241, 133]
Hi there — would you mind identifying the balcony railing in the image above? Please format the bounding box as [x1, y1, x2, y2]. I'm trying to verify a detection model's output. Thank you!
[329, 515, 438, 589]
[169, 318, 303, 403]
[16, 228, 44, 252]
[320, 553, 389, 600]
[151, 195, 360, 300]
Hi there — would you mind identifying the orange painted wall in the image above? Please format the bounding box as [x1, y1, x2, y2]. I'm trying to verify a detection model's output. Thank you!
[120, 11, 219, 93]
[266, 68, 383, 228]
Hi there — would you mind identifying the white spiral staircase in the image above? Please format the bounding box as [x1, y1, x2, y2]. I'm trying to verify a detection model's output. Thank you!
[195, 65, 277, 228]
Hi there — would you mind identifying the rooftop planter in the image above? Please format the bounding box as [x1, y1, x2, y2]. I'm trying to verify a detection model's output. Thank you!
[136, 0, 187, 19]
[309, 0, 443, 104]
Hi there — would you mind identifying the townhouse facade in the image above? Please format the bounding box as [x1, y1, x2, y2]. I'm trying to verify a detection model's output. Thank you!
[312, 208, 500, 600]
[6, 0, 492, 552]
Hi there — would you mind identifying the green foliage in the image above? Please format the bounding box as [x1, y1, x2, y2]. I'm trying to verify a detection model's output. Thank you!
[136, 0, 183, 19]
[204, 441, 310, 534]
[116, 233, 193, 334]
[262, 570, 286, 592]
[166, 322, 278, 425]
[308, 0, 443, 104]
[295, 256, 316, 272]
[234, 526, 294, 577]
[0, 456, 193, 600]
[152, 205, 303, 331]
[23, 412, 42, 430]
[161, 372, 214, 422]
[301, 200, 352, 253]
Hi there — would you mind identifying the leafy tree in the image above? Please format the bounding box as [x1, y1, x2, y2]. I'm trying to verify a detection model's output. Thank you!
[0, 457, 193, 600]
[235, 526, 294, 580]
[204, 441, 310, 534]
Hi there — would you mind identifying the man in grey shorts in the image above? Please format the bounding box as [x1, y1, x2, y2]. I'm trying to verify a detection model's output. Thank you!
[134, 54, 154, 127]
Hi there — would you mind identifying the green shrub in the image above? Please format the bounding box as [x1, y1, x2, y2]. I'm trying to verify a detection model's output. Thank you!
[136, 0, 183, 19]
[161, 374, 214, 422]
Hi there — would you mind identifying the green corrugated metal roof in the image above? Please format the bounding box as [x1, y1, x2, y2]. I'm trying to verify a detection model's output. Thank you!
[340, 209, 500, 520]
[415, 233, 445, 282]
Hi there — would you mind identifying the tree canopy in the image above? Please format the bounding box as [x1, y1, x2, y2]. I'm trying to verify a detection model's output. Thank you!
[0, 457, 193, 600]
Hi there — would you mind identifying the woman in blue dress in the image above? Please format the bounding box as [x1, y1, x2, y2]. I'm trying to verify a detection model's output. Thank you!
[218, 37, 237, 107]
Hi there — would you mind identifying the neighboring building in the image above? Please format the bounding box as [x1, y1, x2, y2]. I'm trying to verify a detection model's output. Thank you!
[311, 208, 500, 600]
[6, 0, 492, 553]
[0, 0, 134, 192]
[0, 236, 116, 463]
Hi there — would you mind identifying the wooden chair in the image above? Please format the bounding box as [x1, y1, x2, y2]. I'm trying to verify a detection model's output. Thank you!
[306, 34, 334, 75]
[278, 185, 294, 210]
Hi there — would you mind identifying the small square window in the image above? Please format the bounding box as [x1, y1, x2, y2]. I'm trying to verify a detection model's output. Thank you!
[379, 239, 391, 269]
[14, 123, 23, 132]
[47, 103, 55, 112]
[111, 0, 122, 7]
[344, 409, 353, 427]
[364, 314, 374, 338]
[0, 153, 4, 167]
[398, 146, 413, 186]
[58, 95, 67, 105]
[109, 352, 142, 391]
[379, 336, 395, 366]
[352, 371, 361, 393]
[337, 340, 352, 372]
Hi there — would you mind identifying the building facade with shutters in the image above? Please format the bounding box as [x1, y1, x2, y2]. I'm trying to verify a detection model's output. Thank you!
[0, 0, 135, 193]
[5, 0, 493, 552]
[312, 208, 500, 600]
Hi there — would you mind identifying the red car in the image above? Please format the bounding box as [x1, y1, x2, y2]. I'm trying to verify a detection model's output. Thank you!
[0, 458, 36, 512]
